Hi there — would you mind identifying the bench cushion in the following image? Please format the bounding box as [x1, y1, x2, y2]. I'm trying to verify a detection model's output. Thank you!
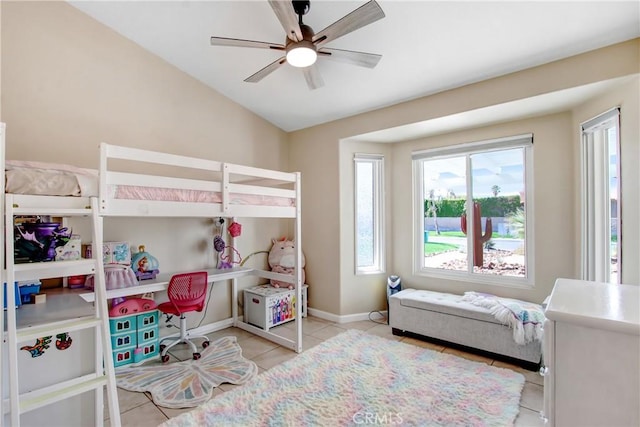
[394, 289, 502, 325]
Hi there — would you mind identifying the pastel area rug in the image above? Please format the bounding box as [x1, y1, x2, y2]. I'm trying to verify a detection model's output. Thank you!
[115, 336, 257, 408]
[162, 329, 525, 427]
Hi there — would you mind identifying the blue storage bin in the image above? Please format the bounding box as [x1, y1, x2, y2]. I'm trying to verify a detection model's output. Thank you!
[3, 282, 21, 309]
[18, 282, 41, 304]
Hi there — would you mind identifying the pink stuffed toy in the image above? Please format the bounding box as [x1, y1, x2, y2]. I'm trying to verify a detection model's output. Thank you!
[268, 238, 305, 289]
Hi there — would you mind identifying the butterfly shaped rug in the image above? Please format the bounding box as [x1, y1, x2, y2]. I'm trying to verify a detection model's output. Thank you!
[115, 335, 258, 408]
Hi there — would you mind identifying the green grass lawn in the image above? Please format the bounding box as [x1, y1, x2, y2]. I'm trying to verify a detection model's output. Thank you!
[434, 231, 466, 237]
[425, 242, 458, 255]
[429, 230, 515, 239]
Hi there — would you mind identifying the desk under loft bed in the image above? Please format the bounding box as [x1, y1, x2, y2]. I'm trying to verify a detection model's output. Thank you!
[1, 125, 303, 425]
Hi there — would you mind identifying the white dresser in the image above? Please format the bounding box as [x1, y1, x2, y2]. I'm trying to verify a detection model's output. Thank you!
[542, 278, 640, 426]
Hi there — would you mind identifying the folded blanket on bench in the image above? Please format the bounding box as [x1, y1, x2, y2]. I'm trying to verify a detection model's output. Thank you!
[462, 292, 545, 345]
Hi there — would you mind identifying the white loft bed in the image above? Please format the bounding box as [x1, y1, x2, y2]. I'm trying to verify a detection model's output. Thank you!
[97, 143, 304, 352]
[3, 139, 304, 353]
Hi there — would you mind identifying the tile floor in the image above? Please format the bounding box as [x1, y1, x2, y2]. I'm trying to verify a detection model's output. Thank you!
[106, 316, 544, 426]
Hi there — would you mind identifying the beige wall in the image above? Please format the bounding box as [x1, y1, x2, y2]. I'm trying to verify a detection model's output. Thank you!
[1, 1, 291, 325]
[291, 39, 639, 316]
[571, 76, 640, 285]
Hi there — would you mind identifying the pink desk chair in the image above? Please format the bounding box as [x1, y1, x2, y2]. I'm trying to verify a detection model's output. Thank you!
[157, 272, 210, 363]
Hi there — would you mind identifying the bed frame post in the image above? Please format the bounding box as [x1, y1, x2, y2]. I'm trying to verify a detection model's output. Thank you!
[99, 142, 108, 214]
[294, 172, 303, 353]
[222, 163, 230, 215]
[0, 122, 5, 427]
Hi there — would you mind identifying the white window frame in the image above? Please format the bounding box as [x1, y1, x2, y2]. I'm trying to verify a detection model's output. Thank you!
[354, 153, 385, 275]
[580, 107, 621, 283]
[412, 134, 534, 287]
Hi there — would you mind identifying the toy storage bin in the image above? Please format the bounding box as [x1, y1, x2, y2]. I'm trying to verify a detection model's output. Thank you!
[135, 310, 159, 364]
[135, 335, 159, 363]
[18, 280, 41, 304]
[137, 310, 159, 329]
[109, 315, 135, 334]
[110, 309, 159, 367]
[244, 284, 308, 331]
[137, 325, 157, 344]
[111, 330, 136, 350]
[134, 341, 159, 363]
[113, 346, 136, 367]
[67, 275, 86, 289]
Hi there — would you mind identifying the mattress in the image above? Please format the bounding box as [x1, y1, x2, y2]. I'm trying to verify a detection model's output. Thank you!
[5, 160, 294, 207]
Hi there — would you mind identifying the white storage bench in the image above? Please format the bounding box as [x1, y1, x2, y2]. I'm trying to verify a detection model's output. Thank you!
[389, 288, 542, 369]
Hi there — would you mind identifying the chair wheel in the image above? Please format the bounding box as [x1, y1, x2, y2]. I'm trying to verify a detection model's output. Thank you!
[202, 341, 210, 349]
[161, 354, 170, 363]
[193, 353, 201, 360]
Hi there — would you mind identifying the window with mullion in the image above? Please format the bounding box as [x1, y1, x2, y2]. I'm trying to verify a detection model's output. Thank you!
[414, 135, 533, 286]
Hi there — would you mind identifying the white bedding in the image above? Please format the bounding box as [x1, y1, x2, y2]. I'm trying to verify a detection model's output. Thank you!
[6, 160, 98, 196]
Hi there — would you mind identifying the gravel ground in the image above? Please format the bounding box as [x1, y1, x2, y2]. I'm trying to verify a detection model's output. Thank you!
[426, 249, 526, 277]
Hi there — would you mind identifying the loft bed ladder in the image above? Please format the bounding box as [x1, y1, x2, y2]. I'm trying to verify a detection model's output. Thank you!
[1, 133, 121, 427]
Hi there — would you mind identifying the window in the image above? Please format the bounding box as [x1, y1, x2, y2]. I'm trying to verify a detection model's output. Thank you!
[581, 108, 621, 284]
[354, 154, 385, 274]
[413, 134, 533, 286]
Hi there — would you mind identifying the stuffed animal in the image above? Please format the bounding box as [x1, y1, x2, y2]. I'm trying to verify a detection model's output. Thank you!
[268, 238, 305, 289]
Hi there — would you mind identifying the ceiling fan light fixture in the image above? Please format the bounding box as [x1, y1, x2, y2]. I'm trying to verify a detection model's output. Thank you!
[286, 41, 317, 68]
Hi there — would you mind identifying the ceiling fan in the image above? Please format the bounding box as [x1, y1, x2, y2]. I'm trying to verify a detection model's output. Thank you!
[210, 0, 385, 90]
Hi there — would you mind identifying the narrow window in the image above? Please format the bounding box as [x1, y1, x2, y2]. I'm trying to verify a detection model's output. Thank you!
[581, 108, 621, 283]
[413, 134, 533, 286]
[354, 154, 385, 274]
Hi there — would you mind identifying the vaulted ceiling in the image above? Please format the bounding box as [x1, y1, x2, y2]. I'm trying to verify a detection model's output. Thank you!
[70, 1, 640, 133]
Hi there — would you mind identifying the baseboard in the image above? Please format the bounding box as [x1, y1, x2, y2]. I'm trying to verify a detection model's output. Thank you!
[191, 318, 235, 335]
[159, 308, 387, 340]
[160, 317, 235, 340]
[308, 307, 387, 325]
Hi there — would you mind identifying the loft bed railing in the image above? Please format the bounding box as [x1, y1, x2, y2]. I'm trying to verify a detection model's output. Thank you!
[99, 143, 299, 218]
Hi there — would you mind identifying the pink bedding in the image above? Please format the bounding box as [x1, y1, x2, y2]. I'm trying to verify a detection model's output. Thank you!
[112, 185, 294, 207]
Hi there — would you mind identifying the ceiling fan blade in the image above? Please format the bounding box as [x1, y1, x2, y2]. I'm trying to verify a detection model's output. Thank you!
[318, 48, 381, 68]
[244, 56, 287, 83]
[210, 37, 285, 51]
[268, 0, 303, 42]
[302, 64, 324, 90]
[313, 0, 385, 48]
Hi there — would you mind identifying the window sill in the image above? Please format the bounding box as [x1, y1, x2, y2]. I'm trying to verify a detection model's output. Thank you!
[414, 268, 534, 289]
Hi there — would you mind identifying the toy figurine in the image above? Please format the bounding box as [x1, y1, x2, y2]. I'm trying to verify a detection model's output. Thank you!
[130, 245, 160, 280]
